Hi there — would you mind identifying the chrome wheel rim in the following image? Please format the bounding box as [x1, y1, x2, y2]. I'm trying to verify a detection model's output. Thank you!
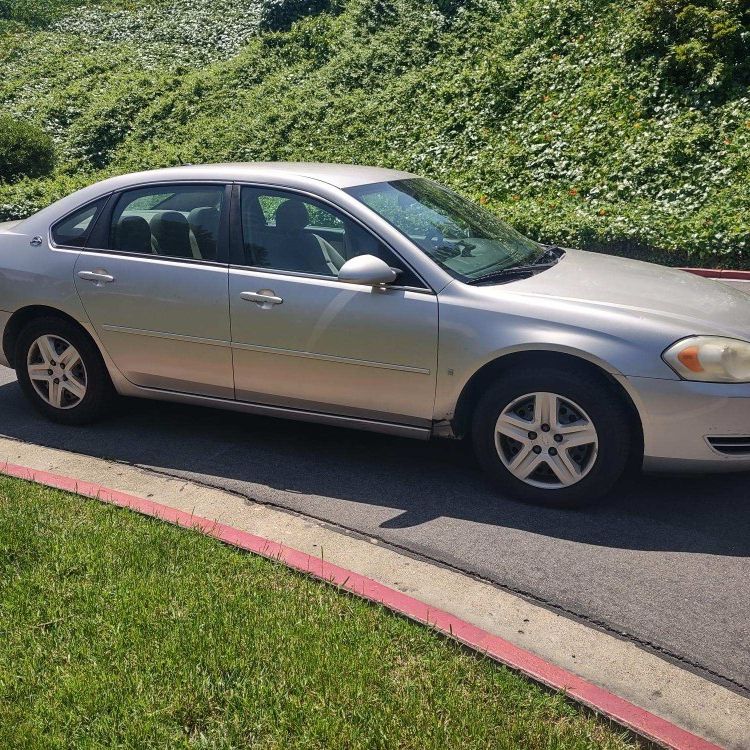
[494, 392, 598, 489]
[27, 335, 87, 410]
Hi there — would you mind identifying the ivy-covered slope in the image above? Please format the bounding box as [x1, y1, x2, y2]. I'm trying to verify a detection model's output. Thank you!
[1, 0, 749, 267]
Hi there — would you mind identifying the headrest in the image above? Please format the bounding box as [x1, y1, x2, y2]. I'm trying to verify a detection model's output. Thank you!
[188, 206, 220, 233]
[149, 211, 191, 257]
[150, 210, 189, 235]
[115, 215, 151, 253]
[242, 194, 267, 228]
[188, 206, 220, 259]
[274, 199, 310, 233]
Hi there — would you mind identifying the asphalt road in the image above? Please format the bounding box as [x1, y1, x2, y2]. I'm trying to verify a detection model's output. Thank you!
[1, 366, 748, 695]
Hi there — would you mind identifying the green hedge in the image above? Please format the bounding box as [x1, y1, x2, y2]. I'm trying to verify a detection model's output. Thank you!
[0, 0, 135, 27]
[0, 0, 748, 267]
[1, 0, 78, 26]
[0, 115, 55, 183]
[259, 0, 334, 31]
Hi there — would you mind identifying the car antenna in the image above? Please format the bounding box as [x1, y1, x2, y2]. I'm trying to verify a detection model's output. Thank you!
[176, 154, 193, 167]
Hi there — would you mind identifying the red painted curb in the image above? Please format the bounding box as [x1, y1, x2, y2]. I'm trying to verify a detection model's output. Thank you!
[682, 267, 750, 280]
[0, 461, 723, 750]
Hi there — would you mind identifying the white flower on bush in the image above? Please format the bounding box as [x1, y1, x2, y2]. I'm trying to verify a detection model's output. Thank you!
[53, 0, 265, 66]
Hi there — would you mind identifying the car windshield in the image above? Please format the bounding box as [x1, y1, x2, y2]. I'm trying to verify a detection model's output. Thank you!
[345, 178, 544, 281]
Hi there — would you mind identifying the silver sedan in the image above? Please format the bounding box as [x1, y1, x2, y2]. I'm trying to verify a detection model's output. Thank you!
[1, 163, 749, 507]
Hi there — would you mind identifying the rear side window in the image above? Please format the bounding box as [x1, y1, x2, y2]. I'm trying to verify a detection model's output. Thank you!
[51, 198, 107, 247]
[107, 184, 225, 260]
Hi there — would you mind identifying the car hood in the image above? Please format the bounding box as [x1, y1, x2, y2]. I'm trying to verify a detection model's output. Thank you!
[0, 220, 22, 232]
[496, 248, 750, 339]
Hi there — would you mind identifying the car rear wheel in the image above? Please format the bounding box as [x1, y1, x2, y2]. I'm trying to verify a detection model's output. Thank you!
[15, 317, 115, 425]
[472, 367, 632, 507]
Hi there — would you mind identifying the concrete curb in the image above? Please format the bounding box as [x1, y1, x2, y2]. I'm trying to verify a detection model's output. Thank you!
[682, 268, 750, 281]
[0, 460, 724, 750]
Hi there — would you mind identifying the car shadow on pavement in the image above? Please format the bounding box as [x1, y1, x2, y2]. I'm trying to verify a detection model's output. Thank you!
[0, 378, 748, 557]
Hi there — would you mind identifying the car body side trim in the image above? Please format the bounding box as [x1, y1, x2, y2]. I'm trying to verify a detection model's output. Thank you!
[124, 384, 433, 439]
[101, 324, 231, 348]
[230, 340, 431, 374]
[101, 324, 431, 374]
[73, 247, 230, 268]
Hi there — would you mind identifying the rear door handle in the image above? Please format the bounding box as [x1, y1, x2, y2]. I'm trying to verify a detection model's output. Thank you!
[78, 270, 114, 284]
[240, 291, 283, 306]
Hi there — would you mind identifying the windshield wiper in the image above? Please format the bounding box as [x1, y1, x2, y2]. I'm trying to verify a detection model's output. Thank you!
[467, 263, 557, 285]
[534, 245, 565, 264]
[467, 246, 565, 286]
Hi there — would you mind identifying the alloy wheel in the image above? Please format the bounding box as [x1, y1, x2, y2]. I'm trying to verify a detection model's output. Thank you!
[494, 391, 598, 489]
[26, 335, 88, 410]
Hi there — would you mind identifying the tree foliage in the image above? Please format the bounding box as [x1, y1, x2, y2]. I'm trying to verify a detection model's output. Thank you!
[0, 115, 55, 183]
[0, 0, 748, 267]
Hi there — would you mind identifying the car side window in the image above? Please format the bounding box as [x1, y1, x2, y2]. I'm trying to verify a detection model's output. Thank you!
[51, 198, 107, 248]
[107, 185, 225, 260]
[239, 186, 423, 287]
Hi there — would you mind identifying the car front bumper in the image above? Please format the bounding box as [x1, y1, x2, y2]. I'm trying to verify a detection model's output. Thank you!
[625, 375, 750, 472]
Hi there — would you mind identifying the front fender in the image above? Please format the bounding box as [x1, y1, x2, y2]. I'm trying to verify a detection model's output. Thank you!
[434, 284, 678, 424]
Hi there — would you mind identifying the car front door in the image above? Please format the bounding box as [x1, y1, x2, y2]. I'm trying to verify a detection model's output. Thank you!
[73, 182, 234, 398]
[228, 185, 438, 426]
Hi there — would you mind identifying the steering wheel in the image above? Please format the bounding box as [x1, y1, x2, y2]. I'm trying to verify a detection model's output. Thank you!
[424, 226, 445, 250]
[454, 238, 477, 257]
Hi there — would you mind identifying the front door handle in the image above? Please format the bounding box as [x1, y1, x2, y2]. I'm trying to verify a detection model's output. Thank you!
[78, 270, 115, 284]
[240, 291, 283, 307]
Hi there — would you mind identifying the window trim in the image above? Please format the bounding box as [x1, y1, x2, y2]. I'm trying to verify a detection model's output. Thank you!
[76, 181, 232, 267]
[229, 183, 434, 294]
[48, 195, 111, 251]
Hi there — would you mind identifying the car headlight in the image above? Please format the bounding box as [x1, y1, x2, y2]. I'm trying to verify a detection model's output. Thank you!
[662, 336, 750, 383]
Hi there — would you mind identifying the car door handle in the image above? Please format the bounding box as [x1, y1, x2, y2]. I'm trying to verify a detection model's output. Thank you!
[78, 270, 115, 284]
[240, 291, 283, 306]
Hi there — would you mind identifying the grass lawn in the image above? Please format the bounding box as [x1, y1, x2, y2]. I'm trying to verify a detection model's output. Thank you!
[0, 476, 639, 749]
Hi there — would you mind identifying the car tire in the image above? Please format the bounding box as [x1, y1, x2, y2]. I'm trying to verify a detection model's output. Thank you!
[15, 316, 115, 425]
[472, 367, 632, 508]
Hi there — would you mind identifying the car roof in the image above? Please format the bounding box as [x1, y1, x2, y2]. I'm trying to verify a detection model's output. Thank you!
[95, 162, 417, 191]
[16, 162, 421, 234]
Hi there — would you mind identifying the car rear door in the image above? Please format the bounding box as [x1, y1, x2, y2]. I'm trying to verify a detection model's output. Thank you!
[72, 182, 234, 398]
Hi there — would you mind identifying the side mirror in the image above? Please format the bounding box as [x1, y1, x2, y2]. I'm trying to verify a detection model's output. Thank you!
[338, 254, 397, 286]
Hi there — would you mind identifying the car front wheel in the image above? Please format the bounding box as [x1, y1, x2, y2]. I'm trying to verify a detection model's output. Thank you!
[15, 317, 114, 425]
[472, 367, 632, 507]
